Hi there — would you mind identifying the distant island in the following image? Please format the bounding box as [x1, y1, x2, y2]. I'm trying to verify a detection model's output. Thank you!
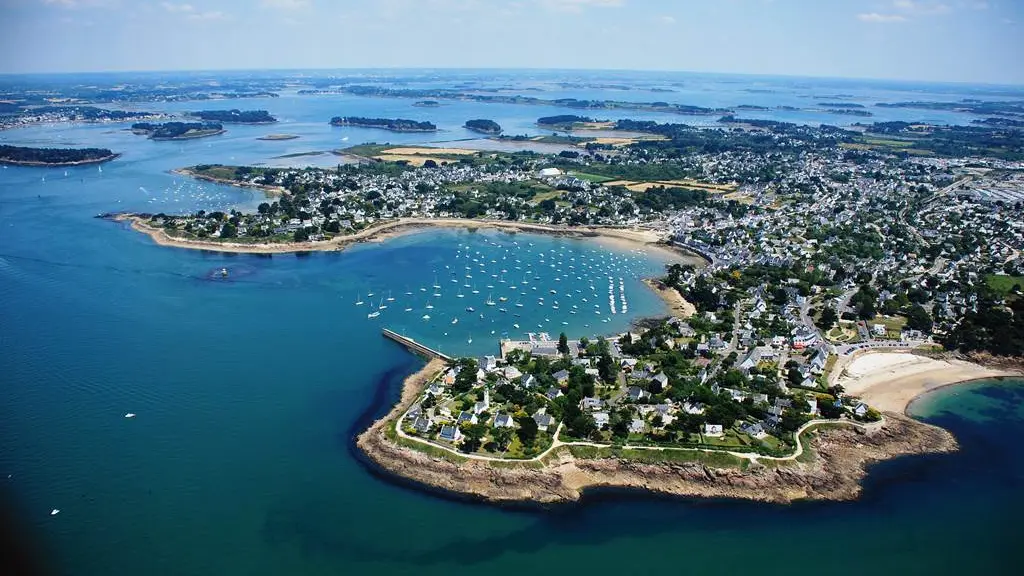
[0, 144, 120, 166]
[413, 100, 441, 108]
[824, 108, 873, 117]
[329, 117, 438, 132]
[186, 109, 277, 124]
[131, 122, 225, 140]
[464, 119, 502, 135]
[257, 134, 300, 141]
[817, 102, 867, 109]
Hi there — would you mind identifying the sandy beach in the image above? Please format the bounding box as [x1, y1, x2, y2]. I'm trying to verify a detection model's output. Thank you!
[836, 351, 1018, 414]
[642, 278, 697, 318]
[117, 214, 708, 265]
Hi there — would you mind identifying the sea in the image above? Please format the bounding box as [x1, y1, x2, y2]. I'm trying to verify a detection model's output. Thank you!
[0, 70, 1021, 575]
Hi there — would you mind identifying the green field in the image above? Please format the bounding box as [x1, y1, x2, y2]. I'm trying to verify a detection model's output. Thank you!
[985, 274, 1024, 297]
[572, 172, 616, 184]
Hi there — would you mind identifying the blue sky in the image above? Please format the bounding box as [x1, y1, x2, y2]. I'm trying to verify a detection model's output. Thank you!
[1, 0, 1021, 84]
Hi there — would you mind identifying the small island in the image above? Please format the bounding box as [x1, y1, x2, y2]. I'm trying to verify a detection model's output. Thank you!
[257, 134, 300, 141]
[413, 100, 441, 108]
[464, 119, 502, 135]
[0, 144, 120, 167]
[186, 109, 277, 124]
[329, 117, 438, 132]
[131, 122, 225, 140]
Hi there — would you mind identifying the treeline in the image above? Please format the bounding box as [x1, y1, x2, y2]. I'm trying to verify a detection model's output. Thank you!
[876, 100, 1024, 117]
[0, 144, 116, 165]
[942, 293, 1024, 357]
[537, 114, 594, 127]
[329, 117, 437, 131]
[464, 119, 502, 134]
[132, 122, 223, 139]
[861, 121, 1024, 160]
[187, 109, 276, 123]
[633, 186, 708, 211]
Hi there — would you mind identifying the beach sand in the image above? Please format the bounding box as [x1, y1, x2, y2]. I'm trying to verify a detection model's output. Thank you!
[836, 352, 1017, 414]
[119, 215, 708, 266]
[642, 278, 697, 318]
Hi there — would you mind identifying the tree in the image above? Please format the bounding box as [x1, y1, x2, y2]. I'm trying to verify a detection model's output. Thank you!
[459, 423, 487, 452]
[492, 427, 514, 451]
[515, 415, 538, 446]
[220, 222, 237, 239]
[558, 332, 569, 355]
[293, 228, 309, 242]
[905, 304, 933, 332]
[257, 202, 270, 214]
[816, 307, 838, 331]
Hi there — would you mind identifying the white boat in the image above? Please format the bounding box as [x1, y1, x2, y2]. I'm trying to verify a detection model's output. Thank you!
[426, 302, 434, 309]
[355, 294, 365, 306]
[498, 296, 508, 302]
[367, 291, 375, 298]
[452, 318, 459, 325]
[513, 323, 520, 329]
[422, 314, 431, 320]
[466, 306, 474, 312]
[387, 292, 394, 302]
[124, 413, 136, 418]
[51, 509, 60, 516]
[367, 310, 380, 318]
[377, 298, 387, 310]
[485, 294, 495, 306]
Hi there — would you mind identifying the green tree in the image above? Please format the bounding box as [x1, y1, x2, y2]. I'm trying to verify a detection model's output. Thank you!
[558, 332, 569, 355]
[515, 415, 538, 446]
[905, 304, 933, 332]
[816, 307, 838, 331]
[459, 423, 488, 452]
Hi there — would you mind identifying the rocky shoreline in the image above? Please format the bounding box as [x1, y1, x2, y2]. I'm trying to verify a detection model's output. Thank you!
[0, 152, 121, 167]
[355, 361, 959, 505]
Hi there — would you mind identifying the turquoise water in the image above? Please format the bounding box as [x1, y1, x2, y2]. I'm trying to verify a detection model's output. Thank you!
[1, 72, 1022, 574]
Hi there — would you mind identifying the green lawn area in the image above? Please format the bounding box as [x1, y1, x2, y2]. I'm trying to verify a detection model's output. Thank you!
[985, 274, 1024, 297]
[870, 314, 907, 338]
[531, 189, 564, 204]
[572, 172, 616, 184]
[566, 445, 745, 468]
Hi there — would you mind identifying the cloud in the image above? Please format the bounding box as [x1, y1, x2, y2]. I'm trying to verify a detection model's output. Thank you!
[160, 2, 193, 13]
[659, 15, 675, 24]
[187, 10, 225, 20]
[537, 0, 624, 13]
[857, 12, 907, 23]
[261, 0, 310, 8]
[892, 0, 951, 15]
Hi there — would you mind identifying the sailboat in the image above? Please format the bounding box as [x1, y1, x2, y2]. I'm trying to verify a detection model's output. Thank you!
[377, 297, 387, 310]
[457, 289, 464, 299]
[386, 291, 395, 302]
[467, 334, 473, 344]
[367, 301, 381, 318]
[485, 293, 496, 306]
[355, 293, 365, 306]
[452, 318, 459, 325]
[471, 285, 479, 295]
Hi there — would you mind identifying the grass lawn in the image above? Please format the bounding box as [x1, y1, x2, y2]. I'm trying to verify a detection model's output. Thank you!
[572, 172, 616, 184]
[530, 189, 563, 204]
[985, 274, 1024, 297]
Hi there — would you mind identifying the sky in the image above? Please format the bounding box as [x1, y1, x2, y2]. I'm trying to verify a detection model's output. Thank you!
[0, 0, 1022, 84]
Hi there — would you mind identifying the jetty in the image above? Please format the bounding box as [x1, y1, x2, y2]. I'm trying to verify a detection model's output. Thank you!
[382, 329, 452, 362]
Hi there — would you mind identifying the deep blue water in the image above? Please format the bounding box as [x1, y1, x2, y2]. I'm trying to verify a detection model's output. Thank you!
[1, 71, 1021, 574]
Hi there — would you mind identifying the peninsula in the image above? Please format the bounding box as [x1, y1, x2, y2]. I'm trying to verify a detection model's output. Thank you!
[0, 144, 120, 167]
[131, 121, 225, 140]
[329, 117, 437, 132]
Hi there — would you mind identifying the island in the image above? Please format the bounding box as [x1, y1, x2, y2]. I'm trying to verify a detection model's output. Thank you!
[0, 144, 120, 167]
[413, 100, 441, 108]
[257, 134, 300, 141]
[329, 116, 437, 132]
[131, 121, 225, 140]
[186, 109, 277, 124]
[464, 119, 502, 135]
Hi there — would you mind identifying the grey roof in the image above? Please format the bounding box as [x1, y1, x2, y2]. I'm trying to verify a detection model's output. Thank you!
[439, 425, 459, 440]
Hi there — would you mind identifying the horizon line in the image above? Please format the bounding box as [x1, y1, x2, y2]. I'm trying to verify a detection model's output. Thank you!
[1, 66, 1022, 89]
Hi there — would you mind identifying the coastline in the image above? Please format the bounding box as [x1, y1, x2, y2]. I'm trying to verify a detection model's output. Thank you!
[149, 129, 226, 141]
[834, 351, 1021, 415]
[356, 356, 960, 505]
[169, 168, 287, 197]
[115, 213, 709, 263]
[642, 278, 697, 318]
[0, 152, 121, 167]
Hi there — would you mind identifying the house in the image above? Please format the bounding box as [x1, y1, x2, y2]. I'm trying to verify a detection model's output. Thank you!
[854, 402, 869, 417]
[545, 386, 563, 400]
[629, 419, 646, 434]
[704, 424, 724, 437]
[480, 355, 498, 372]
[503, 365, 522, 380]
[533, 411, 555, 431]
[709, 335, 727, 351]
[580, 397, 605, 411]
[650, 372, 670, 390]
[427, 383, 445, 396]
[473, 390, 490, 414]
[752, 393, 770, 405]
[439, 424, 461, 442]
[457, 411, 478, 425]
[592, 412, 610, 429]
[406, 404, 423, 421]
[553, 369, 570, 384]
[791, 325, 818, 349]
[741, 422, 766, 438]
[872, 324, 887, 337]
[683, 401, 705, 415]
[806, 397, 818, 415]
[520, 374, 537, 389]
[627, 386, 651, 402]
[412, 417, 432, 434]
[493, 413, 515, 428]
[809, 346, 830, 373]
